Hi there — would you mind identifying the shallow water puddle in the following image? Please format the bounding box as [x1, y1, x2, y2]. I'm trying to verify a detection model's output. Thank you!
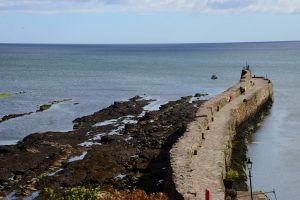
[68, 152, 87, 162]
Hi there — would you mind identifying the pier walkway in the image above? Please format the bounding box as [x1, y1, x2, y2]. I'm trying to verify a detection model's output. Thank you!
[190, 78, 268, 199]
[171, 70, 273, 200]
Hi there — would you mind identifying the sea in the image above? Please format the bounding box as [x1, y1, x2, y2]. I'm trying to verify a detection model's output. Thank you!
[0, 41, 300, 199]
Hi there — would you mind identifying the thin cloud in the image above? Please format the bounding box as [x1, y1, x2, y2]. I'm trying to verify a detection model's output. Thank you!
[0, 0, 299, 14]
[207, 0, 255, 10]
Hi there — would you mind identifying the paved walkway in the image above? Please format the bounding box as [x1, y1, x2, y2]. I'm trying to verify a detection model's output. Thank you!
[185, 78, 270, 200]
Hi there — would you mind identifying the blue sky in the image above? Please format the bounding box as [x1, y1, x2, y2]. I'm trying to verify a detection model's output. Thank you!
[0, 0, 300, 44]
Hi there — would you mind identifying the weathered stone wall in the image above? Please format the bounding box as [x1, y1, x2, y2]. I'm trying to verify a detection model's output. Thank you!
[170, 74, 273, 200]
[224, 80, 273, 173]
[234, 82, 273, 126]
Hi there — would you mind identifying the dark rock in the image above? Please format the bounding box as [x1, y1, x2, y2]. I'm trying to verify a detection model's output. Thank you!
[0, 146, 13, 153]
[129, 95, 142, 101]
[0, 112, 33, 123]
[100, 136, 113, 143]
[37, 99, 71, 112]
[195, 92, 208, 97]
[0, 95, 204, 198]
[37, 104, 51, 112]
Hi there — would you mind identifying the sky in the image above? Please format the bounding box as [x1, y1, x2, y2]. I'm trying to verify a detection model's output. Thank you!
[0, 0, 300, 44]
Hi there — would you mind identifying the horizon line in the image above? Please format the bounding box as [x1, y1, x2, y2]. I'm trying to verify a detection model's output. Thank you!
[0, 40, 299, 46]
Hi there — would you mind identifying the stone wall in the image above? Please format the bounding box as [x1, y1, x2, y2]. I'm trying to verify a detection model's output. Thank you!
[234, 82, 273, 126]
[170, 73, 273, 200]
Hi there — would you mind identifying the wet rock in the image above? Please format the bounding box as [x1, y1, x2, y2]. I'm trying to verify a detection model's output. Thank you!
[0, 99, 72, 124]
[0, 96, 204, 198]
[0, 112, 33, 123]
[194, 92, 208, 97]
[37, 99, 71, 112]
[100, 136, 113, 143]
[0, 146, 13, 153]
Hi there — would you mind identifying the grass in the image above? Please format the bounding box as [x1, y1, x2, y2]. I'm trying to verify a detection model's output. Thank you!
[38, 187, 168, 200]
[0, 93, 13, 99]
[226, 169, 240, 180]
[98, 188, 168, 200]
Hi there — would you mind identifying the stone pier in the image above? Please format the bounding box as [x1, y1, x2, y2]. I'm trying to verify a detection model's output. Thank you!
[170, 69, 273, 200]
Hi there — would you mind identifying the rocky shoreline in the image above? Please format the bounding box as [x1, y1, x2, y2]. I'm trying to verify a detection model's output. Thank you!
[0, 95, 204, 198]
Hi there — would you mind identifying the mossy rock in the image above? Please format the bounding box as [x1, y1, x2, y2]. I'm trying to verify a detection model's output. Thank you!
[38, 104, 52, 112]
[194, 92, 208, 97]
[226, 169, 239, 180]
[52, 99, 71, 104]
[37, 99, 71, 112]
[181, 96, 192, 102]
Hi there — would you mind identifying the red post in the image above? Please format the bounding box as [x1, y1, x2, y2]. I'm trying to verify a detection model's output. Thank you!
[205, 189, 210, 200]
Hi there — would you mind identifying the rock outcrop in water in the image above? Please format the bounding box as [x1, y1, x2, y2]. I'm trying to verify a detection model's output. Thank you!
[0, 112, 33, 123]
[0, 99, 71, 123]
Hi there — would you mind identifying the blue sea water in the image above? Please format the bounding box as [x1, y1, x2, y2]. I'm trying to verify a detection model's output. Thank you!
[0, 42, 300, 199]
